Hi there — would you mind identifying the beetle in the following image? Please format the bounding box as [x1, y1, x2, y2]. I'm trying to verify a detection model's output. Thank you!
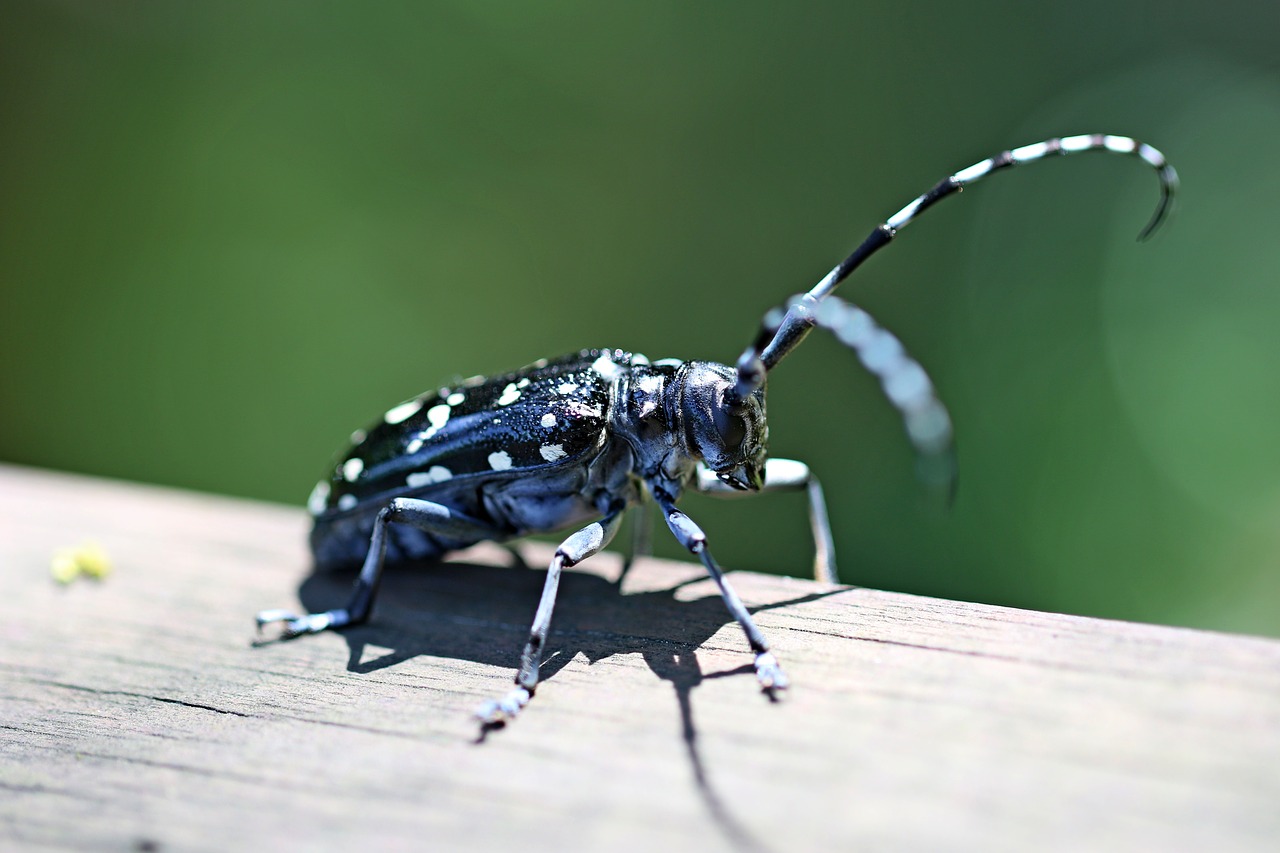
[257, 133, 1177, 726]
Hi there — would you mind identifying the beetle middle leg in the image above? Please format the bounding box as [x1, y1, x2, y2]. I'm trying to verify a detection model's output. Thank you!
[656, 497, 789, 692]
[256, 497, 496, 641]
[476, 511, 625, 726]
[695, 458, 837, 585]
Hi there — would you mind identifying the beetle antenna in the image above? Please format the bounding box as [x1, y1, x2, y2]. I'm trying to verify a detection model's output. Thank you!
[756, 134, 1179, 371]
[729, 294, 956, 497]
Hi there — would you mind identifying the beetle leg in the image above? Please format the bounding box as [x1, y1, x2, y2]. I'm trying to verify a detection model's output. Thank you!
[256, 497, 495, 641]
[476, 512, 625, 727]
[656, 498, 789, 692]
[695, 459, 837, 585]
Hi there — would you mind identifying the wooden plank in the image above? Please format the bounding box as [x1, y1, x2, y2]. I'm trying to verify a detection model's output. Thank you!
[1, 462, 1278, 852]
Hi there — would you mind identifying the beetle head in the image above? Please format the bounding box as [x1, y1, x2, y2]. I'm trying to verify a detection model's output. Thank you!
[675, 361, 768, 491]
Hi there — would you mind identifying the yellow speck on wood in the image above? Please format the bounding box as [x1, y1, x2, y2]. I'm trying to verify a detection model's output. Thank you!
[51, 542, 112, 584]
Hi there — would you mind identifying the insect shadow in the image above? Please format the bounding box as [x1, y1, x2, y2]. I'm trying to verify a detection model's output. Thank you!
[292, 549, 837, 853]
[293, 548, 835, 689]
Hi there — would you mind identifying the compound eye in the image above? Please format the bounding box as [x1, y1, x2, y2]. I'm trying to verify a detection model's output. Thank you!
[713, 405, 747, 449]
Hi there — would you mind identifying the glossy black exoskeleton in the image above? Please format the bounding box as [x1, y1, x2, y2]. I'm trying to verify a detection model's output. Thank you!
[258, 134, 1178, 726]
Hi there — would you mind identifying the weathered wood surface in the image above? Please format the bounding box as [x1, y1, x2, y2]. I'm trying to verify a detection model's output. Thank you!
[1, 463, 1278, 852]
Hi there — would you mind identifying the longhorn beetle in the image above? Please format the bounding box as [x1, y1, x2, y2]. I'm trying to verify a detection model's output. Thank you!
[258, 134, 1178, 726]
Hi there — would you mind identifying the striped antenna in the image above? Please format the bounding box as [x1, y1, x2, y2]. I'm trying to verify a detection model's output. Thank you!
[751, 134, 1178, 374]
[731, 294, 957, 495]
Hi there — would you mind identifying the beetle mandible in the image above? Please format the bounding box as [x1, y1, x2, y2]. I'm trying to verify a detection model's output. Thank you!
[257, 134, 1178, 726]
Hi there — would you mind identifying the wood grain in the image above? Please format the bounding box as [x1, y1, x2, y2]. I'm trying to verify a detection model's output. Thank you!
[1, 463, 1277, 852]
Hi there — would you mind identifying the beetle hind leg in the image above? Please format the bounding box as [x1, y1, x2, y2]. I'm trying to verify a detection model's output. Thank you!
[255, 497, 495, 642]
[476, 512, 624, 727]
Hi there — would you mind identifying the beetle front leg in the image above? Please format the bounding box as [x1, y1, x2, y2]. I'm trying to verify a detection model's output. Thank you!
[696, 458, 837, 584]
[256, 497, 495, 641]
[476, 512, 625, 727]
[657, 499, 788, 692]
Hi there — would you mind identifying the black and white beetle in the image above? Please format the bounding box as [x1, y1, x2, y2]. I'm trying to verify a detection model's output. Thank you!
[258, 134, 1177, 725]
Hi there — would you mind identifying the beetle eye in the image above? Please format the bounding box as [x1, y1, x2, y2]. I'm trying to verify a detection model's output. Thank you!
[713, 405, 747, 449]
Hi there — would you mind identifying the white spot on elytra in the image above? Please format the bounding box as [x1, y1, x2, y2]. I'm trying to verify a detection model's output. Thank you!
[447, 392, 465, 406]
[488, 450, 513, 471]
[540, 444, 567, 462]
[416, 404, 451, 441]
[307, 481, 330, 515]
[592, 353, 622, 380]
[384, 399, 422, 425]
[427, 404, 450, 429]
[540, 413, 556, 428]
[406, 437, 424, 454]
[337, 494, 358, 511]
[637, 374, 662, 394]
[517, 378, 531, 388]
[406, 466, 453, 488]
[557, 381, 578, 394]
[342, 458, 364, 481]
[497, 384, 521, 406]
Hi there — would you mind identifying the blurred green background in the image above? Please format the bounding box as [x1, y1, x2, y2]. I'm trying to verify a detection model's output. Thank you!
[3, 2, 1278, 637]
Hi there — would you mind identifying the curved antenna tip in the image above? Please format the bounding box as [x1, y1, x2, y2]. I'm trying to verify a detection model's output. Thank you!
[916, 449, 959, 510]
[1137, 164, 1179, 242]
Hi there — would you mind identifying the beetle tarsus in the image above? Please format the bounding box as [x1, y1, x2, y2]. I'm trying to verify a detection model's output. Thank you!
[254, 608, 344, 642]
[475, 686, 532, 727]
[754, 651, 789, 692]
